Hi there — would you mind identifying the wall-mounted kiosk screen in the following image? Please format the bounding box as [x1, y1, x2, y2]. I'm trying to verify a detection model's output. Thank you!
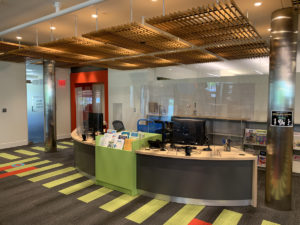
[171, 117, 206, 145]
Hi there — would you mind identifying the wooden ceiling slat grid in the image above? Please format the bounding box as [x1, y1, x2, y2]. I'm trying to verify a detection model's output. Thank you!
[83, 22, 190, 53]
[12, 46, 99, 64]
[0, 53, 26, 63]
[0, 41, 24, 53]
[146, 0, 261, 46]
[206, 41, 269, 60]
[41, 37, 137, 59]
[155, 49, 220, 64]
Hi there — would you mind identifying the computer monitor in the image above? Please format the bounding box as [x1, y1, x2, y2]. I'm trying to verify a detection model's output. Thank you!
[88, 112, 103, 133]
[171, 117, 206, 145]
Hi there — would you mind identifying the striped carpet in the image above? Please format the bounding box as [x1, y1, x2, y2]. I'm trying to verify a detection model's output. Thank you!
[0, 140, 299, 225]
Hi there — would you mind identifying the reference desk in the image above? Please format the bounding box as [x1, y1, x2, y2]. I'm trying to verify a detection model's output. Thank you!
[136, 146, 257, 207]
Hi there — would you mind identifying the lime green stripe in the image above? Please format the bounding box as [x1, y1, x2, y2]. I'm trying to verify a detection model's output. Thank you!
[5, 160, 50, 172]
[100, 194, 139, 212]
[43, 173, 83, 188]
[59, 180, 94, 195]
[212, 209, 242, 225]
[0, 153, 20, 160]
[126, 199, 168, 224]
[57, 145, 69, 149]
[78, 187, 113, 203]
[29, 167, 76, 182]
[164, 204, 205, 225]
[0, 157, 39, 167]
[31, 146, 45, 151]
[17, 163, 63, 177]
[60, 141, 73, 146]
[15, 149, 39, 156]
[261, 220, 280, 225]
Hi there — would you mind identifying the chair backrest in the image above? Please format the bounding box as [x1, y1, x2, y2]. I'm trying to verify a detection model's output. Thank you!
[112, 120, 125, 132]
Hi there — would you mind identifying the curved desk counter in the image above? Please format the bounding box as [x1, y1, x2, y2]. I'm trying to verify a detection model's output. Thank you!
[71, 130, 95, 177]
[136, 146, 257, 207]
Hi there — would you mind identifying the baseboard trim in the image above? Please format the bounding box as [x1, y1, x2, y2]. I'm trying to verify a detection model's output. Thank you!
[0, 140, 28, 150]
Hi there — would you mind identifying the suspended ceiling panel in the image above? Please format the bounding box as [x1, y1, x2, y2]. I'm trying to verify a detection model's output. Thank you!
[12, 46, 99, 64]
[206, 41, 269, 60]
[155, 49, 220, 64]
[83, 22, 190, 53]
[146, 0, 261, 47]
[41, 37, 138, 59]
[0, 41, 24, 53]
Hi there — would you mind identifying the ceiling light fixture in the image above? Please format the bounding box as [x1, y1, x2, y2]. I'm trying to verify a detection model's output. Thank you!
[50, 26, 56, 30]
[254, 2, 262, 7]
[152, 0, 158, 2]
[91, 14, 98, 18]
[268, 28, 271, 31]
[16, 36, 22, 40]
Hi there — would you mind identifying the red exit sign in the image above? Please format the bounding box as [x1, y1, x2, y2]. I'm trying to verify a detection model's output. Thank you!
[58, 80, 66, 87]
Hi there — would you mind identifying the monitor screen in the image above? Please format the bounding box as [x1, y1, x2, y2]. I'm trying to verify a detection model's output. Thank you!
[88, 112, 103, 133]
[171, 117, 206, 145]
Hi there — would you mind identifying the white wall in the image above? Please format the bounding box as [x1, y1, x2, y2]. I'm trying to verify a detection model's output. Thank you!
[0, 61, 28, 149]
[56, 67, 71, 140]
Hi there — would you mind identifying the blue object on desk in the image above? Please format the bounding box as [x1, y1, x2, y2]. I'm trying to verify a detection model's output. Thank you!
[137, 119, 162, 133]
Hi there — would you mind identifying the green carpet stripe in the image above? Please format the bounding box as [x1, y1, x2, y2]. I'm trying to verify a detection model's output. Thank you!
[261, 220, 280, 225]
[212, 209, 242, 225]
[78, 187, 113, 203]
[100, 194, 139, 212]
[5, 160, 50, 172]
[31, 146, 45, 151]
[164, 204, 205, 225]
[0, 153, 20, 160]
[57, 145, 69, 149]
[60, 141, 73, 146]
[126, 199, 169, 224]
[17, 163, 63, 177]
[43, 173, 83, 188]
[0, 157, 39, 167]
[29, 167, 76, 182]
[58, 180, 94, 195]
[15, 150, 39, 156]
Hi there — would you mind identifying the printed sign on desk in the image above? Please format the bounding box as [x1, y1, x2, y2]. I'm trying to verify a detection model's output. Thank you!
[271, 111, 293, 127]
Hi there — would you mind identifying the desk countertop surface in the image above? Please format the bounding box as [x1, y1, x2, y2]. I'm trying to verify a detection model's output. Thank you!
[71, 129, 95, 146]
[136, 145, 256, 161]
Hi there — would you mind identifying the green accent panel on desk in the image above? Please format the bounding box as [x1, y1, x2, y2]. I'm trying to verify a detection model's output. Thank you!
[95, 133, 161, 196]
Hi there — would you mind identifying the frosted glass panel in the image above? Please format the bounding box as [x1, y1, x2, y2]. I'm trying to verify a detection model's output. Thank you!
[26, 60, 44, 144]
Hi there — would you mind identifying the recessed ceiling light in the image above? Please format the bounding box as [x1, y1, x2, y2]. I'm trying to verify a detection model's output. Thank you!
[152, 0, 158, 2]
[50, 26, 56, 30]
[268, 28, 271, 31]
[16, 36, 22, 40]
[91, 14, 98, 18]
[254, 2, 262, 7]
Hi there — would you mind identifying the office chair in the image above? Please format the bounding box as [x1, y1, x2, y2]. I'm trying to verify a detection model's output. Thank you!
[112, 120, 125, 132]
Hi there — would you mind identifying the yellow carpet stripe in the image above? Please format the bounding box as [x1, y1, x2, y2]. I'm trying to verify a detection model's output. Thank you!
[0, 153, 20, 160]
[60, 141, 73, 146]
[59, 180, 94, 195]
[126, 199, 169, 224]
[212, 209, 242, 225]
[29, 167, 76, 182]
[0, 157, 39, 167]
[17, 163, 63, 177]
[43, 173, 83, 188]
[78, 187, 113, 203]
[100, 194, 139, 212]
[57, 145, 69, 149]
[5, 160, 50, 172]
[15, 149, 39, 156]
[261, 220, 280, 225]
[31, 146, 45, 151]
[163, 204, 205, 225]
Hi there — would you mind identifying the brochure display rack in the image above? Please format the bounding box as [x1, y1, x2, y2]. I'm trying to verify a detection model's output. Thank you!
[95, 132, 161, 195]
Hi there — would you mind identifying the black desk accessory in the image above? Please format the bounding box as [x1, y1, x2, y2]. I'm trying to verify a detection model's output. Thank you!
[82, 134, 86, 141]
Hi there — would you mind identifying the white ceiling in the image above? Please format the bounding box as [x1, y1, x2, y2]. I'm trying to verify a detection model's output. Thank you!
[0, 0, 292, 45]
